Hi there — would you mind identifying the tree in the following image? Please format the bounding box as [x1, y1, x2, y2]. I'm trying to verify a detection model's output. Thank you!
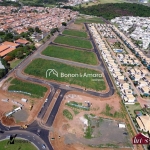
[16, 51, 24, 59]
[62, 22, 67, 26]
[28, 27, 34, 33]
[35, 26, 41, 33]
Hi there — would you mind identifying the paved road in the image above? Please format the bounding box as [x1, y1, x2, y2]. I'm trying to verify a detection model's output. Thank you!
[0, 20, 115, 150]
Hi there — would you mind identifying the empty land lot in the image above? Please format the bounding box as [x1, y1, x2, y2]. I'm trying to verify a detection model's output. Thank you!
[24, 58, 106, 91]
[42, 45, 98, 65]
[54, 36, 93, 49]
[8, 78, 47, 98]
[62, 29, 88, 38]
[75, 17, 104, 24]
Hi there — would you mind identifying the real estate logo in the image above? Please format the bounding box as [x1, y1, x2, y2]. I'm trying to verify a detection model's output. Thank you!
[46, 69, 58, 78]
[132, 133, 149, 144]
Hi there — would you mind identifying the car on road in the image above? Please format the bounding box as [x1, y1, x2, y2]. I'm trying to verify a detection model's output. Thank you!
[42, 144, 46, 149]
[0, 131, 4, 133]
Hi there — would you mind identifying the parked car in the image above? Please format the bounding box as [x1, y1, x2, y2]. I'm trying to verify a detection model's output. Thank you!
[42, 144, 46, 149]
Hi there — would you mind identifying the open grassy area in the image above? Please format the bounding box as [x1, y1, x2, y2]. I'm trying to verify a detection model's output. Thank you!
[62, 29, 88, 38]
[42, 45, 98, 65]
[0, 139, 37, 150]
[63, 109, 73, 120]
[54, 36, 93, 49]
[8, 78, 47, 98]
[10, 59, 23, 69]
[24, 58, 106, 91]
[80, 0, 123, 8]
[126, 103, 142, 117]
[75, 17, 104, 24]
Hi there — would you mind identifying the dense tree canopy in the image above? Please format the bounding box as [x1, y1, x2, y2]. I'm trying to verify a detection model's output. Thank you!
[64, 3, 150, 20]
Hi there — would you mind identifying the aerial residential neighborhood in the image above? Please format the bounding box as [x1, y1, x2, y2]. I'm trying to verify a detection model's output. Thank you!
[0, 0, 150, 150]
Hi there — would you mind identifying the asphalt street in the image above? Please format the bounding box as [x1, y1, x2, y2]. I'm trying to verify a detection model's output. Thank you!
[0, 20, 115, 150]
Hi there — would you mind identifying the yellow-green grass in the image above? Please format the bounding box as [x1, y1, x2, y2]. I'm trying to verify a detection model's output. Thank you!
[62, 29, 88, 38]
[54, 36, 93, 49]
[79, 0, 123, 8]
[8, 78, 47, 98]
[126, 103, 142, 117]
[24, 58, 106, 91]
[0, 139, 37, 150]
[10, 59, 23, 69]
[75, 17, 104, 24]
[42, 45, 98, 65]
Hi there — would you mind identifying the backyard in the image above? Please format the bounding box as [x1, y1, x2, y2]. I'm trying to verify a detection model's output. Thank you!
[8, 78, 47, 98]
[42, 45, 98, 65]
[24, 58, 106, 91]
[62, 29, 88, 38]
[126, 103, 142, 117]
[54, 36, 93, 49]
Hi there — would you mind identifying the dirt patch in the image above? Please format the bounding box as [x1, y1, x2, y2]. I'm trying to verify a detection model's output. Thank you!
[50, 91, 130, 150]
[68, 22, 86, 31]
[1, 116, 15, 126]
[0, 75, 50, 126]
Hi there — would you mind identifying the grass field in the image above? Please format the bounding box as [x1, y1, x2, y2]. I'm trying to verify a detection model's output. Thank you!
[10, 59, 23, 69]
[8, 78, 47, 98]
[54, 36, 93, 49]
[0, 139, 37, 150]
[126, 103, 142, 117]
[63, 109, 73, 120]
[42, 45, 98, 65]
[24, 58, 106, 91]
[62, 29, 88, 38]
[78, 0, 123, 8]
[75, 17, 104, 24]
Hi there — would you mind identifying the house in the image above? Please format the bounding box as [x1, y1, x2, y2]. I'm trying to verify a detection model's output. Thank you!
[136, 114, 150, 132]
[141, 86, 150, 96]
[15, 39, 29, 45]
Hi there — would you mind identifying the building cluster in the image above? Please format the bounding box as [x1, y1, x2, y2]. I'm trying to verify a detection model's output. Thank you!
[64, 0, 94, 6]
[0, 6, 78, 33]
[112, 25, 150, 71]
[117, 54, 140, 66]
[0, 39, 29, 57]
[111, 16, 150, 50]
[88, 23, 136, 104]
[89, 23, 150, 134]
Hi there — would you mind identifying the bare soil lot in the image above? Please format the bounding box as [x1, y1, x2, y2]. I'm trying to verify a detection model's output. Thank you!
[0, 76, 50, 126]
[51, 91, 132, 150]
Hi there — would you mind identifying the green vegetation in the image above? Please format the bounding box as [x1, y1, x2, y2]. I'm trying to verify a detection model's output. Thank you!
[126, 103, 142, 117]
[42, 45, 98, 65]
[6, 45, 36, 60]
[0, 1, 20, 7]
[64, 3, 150, 20]
[0, 58, 10, 79]
[54, 36, 93, 49]
[63, 109, 73, 120]
[84, 114, 93, 139]
[24, 58, 105, 91]
[66, 101, 90, 110]
[8, 78, 47, 98]
[62, 29, 88, 38]
[75, 17, 104, 24]
[102, 104, 123, 118]
[0, 139, 37, 150]
[73, 109, 80, 115]
[10, 59, 23, 69]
